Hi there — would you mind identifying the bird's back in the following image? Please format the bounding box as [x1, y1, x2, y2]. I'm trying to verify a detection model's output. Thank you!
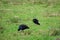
[18, 24, 29, 31]
[33, 19, 40, 25]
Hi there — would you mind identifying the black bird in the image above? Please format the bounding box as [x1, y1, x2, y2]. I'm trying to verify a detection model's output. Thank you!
[18, 24, 29, 31]
[33, 18, 40, 25]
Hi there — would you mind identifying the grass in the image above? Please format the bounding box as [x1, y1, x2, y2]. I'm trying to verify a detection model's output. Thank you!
[0, 0, 60, 40]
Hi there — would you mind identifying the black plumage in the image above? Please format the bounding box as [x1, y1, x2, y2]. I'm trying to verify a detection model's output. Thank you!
[18, 24, 29, 31]
[33, 19, 40, 25]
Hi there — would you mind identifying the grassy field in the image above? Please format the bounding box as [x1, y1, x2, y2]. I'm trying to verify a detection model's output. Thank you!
[0, 0, 60, 40]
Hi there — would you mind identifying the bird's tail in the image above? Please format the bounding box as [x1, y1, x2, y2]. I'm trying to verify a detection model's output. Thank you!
[38, 23, 40, 25]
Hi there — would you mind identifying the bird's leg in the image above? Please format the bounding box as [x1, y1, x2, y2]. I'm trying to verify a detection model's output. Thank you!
[20, 30, 25, 35]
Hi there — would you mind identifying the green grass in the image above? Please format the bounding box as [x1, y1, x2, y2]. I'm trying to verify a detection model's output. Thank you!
[0, 1, 60, 40]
